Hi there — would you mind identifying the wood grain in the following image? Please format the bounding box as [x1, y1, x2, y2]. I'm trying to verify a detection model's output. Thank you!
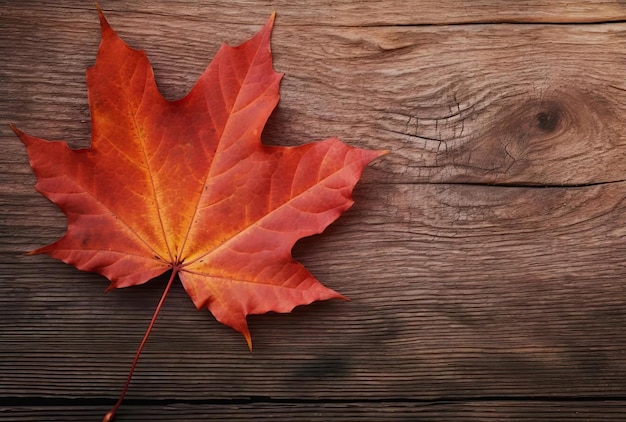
[3, 0, 626, 420]
[3, 183, 626, 400]
[6, 3, 626, 186]
[3, 0, 626, 26]
[3, 401, 626, 421]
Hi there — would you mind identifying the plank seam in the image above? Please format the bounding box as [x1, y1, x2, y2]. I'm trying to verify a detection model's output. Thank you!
[3, 396, 626, 407]
[350, 20, 626, 28]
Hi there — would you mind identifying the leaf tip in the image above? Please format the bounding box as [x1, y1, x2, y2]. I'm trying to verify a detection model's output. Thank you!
[371, 148, 390, 161]
[95, 1, 112, 34]
[244, 331, 253, 351]
[265, 11, 276, 32]
[25, 244, 47, 256]
[360, 148, 390, 169]
[9, 123, 28, 143]
[10, 123, 39, 149]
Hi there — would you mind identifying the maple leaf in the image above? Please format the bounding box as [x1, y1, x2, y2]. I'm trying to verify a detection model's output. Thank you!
[12, 7, 386, 421]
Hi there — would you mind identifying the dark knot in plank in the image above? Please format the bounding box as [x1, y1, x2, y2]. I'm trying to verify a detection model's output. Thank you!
[504, 99, 567, 141]
[378, 87, 624, 184]
[535, 108, 560, 133]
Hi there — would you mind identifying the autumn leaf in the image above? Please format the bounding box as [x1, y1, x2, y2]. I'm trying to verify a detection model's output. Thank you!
[12, 7, 386, 421]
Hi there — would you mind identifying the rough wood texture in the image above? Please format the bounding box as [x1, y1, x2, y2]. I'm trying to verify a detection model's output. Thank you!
[3, 402, 626, 421]
[2, 0, 626, 420]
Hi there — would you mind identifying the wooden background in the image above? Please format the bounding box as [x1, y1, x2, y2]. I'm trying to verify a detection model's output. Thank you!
[2, 0, 626, 420]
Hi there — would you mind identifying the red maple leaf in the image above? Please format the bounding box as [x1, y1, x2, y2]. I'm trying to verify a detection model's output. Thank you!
[12, 8, 386, 420]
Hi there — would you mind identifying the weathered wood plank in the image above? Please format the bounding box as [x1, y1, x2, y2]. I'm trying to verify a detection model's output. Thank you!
[2, 401, 626, 421]
[2, 0, 626, 26]
[3, 1, 626, 421]
[2, 183, 626, 401]
[4, 4, 626, 186]
[249, 23, 626, 185]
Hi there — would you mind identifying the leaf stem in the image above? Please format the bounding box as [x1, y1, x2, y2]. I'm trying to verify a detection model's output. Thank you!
[103, 268, 179, 422]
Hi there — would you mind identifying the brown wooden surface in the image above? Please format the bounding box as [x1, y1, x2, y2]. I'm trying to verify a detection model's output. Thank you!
[3, 0, 626, 420]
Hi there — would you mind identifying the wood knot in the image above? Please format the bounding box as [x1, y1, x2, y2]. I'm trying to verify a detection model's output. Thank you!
[443, 96, 574, 182]
[502, 99, 569, 147]
[517, 100, 566, 138]
[535, 107, 560, 133]
[408, 87, 620, 184]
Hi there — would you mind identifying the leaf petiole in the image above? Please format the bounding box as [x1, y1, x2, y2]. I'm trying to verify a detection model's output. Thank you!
[103, 267, 179, 422]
